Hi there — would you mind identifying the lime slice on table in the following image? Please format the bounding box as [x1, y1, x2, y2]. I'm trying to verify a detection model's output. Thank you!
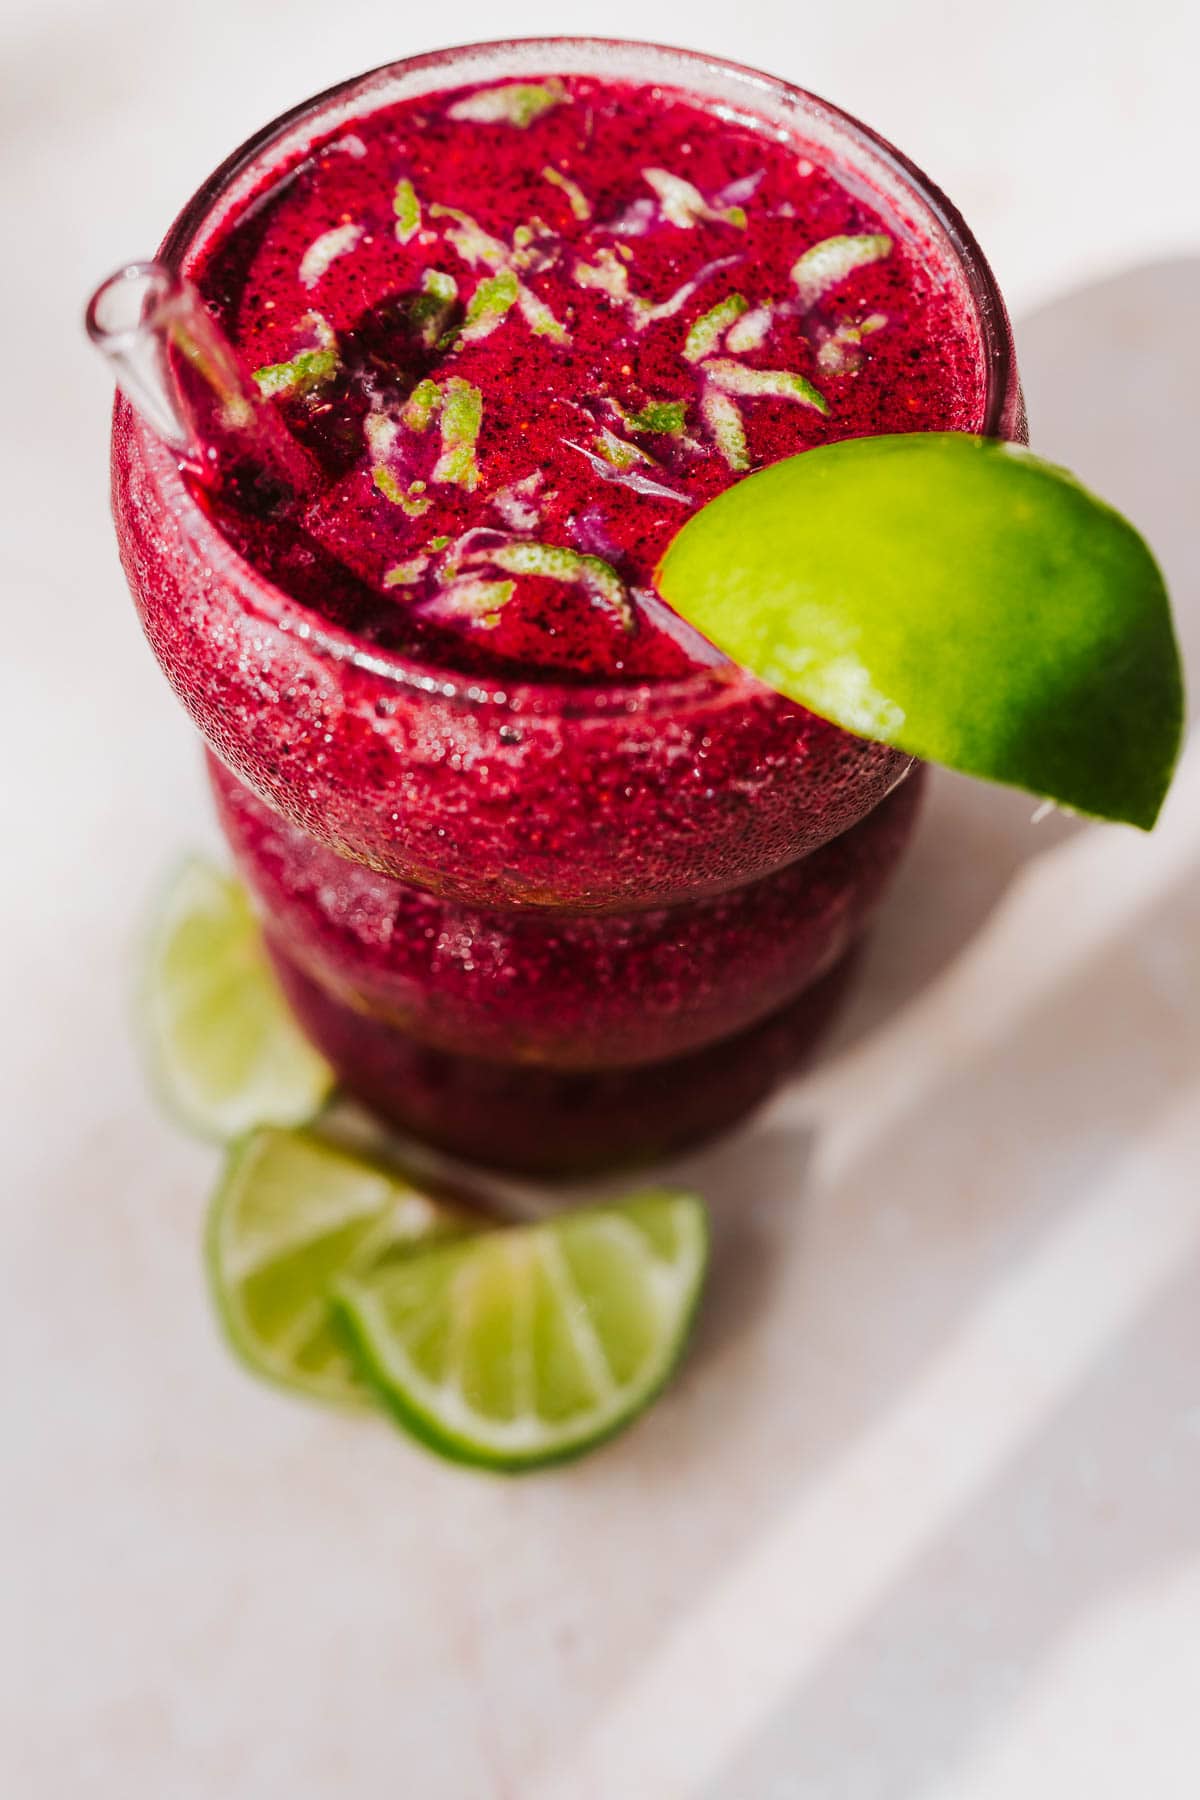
[335, 1190, 709, 1470]
[657, 434, 1183, 829]
[139, 857, 333, 1139]
[207, 1127, 469, 1406]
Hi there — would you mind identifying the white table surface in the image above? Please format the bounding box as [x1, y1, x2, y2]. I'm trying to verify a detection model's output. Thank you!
[4, 1, 1199, 1794]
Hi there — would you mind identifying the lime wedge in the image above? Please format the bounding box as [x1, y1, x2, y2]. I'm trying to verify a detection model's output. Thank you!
[656, 435, 1183, 828]
[139, 857, 333, 1139]
[207, 1127, 469, 1406]
[335, 1191, 709, 1470]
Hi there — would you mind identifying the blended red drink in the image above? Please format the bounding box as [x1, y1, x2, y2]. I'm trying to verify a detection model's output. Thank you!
[109, 40, 1020, 1171]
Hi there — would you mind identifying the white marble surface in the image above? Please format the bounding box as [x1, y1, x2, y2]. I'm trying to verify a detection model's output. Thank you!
[3, 2, 1199, 1794]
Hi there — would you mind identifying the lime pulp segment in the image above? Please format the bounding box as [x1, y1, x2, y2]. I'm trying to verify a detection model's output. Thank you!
[206, 1127, 470, 1406]
[139, 857, 334, 1139]
[336, 1190, 709, 1469]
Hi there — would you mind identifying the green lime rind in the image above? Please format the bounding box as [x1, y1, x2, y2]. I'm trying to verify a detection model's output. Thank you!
[334, 1190, 709, 1471]
[138, 858, 334, 1141]
[206, 1127, 472, 1408]
[656, 434, 1183, 829]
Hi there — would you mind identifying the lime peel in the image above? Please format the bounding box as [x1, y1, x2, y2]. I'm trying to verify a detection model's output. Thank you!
[299, 222, 363, 290]
[516, 282, 568, 342]
[656, 434, 1183, 829]
[483, 541, 633, 630]
[701, 389, 749, 471]
[254, 346, 338, 400]
[432, 378, 483, 490]
[644, 168, 747, 230]
[393, 178, 421, 244]
[461, 269, 520, 343]
[447, 79, 569, 129]
[623, 400, 687, 436]
[542, 165, 591, 219]
[684, 293, 750, 364]
[705, 358, 829, 414]
[791, 233, 893, 310]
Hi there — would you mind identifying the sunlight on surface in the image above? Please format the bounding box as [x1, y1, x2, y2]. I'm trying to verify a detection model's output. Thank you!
[533, 1085, 1200, 1799]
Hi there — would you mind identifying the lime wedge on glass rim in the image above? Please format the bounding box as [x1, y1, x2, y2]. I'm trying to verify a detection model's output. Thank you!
[656, 434, 1184, 828]
[207, 1127, 469, 1406]
[335, 1189, 709, 1471]
[139, 857, 333, 1139]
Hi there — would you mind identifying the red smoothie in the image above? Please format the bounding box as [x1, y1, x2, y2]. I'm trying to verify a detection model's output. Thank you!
[191, 72, 984, 683]
[108, 42, 1021, 1170]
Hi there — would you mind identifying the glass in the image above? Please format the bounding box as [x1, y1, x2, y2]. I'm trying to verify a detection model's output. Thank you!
[100, 38, 1022, 1172]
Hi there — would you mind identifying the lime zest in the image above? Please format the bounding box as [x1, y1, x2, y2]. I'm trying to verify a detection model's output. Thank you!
[299, 222, 363, 290]
[510, 218, 561, 274]
[515, 282, 569, 342]
[483, 542, 634, 630]
[424, 577, 516, 626]
[573, 249, 631, 302]
[460, 268, 520, 343]
[572, 251, 742, 337]
[815, 311, 888, 375]
[542, 165, 591, 220]
[422, 269, 458, 303]
[447, 79, 569, 129]
[656, 435, 1184, 829]
[373, 467, 432, 515]
[683, 292, 750, 363]
[791, 233, 893, 310]
[700, 389, 749, 470]
[490, 472, 544, 531]
[705, 358, 829, 415]
[631, 256, 743, 332]
[383, 555, 430, 588]
[432, 377, 483, 490]
[253, 343, 339, 400]
[254, 312, 340, 398]
[622, 399, 688, 436]
[364, 412, 397, 461]
[401, 376, 442, 432]
[408, 268, 459, 347]
[644, 168, 748, 229]
[393, 177, 422, 244]
[725, 305, 773, 353]
[430, 204, 509, 271]
[430, 204, 568, 340]
[371, 465, 405, 505]
[139, 860, 333, 1141]
[595, 427, 655, 470]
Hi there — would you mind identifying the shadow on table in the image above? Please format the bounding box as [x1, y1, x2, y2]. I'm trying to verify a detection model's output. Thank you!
[505, 258, 1200, 1800]
[705, 1237, 1200, 1800]
[823, 254, 1200, 1061]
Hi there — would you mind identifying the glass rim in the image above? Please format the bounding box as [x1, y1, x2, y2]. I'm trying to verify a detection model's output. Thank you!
[144, 33, 1020, 717]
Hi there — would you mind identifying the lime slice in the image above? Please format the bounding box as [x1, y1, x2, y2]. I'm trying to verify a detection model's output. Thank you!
[335, 1190, 709, 1470]
[139, 857, 333, 1139]
[207, 1127, 469, 1406]
[656, 435, 1183, 829]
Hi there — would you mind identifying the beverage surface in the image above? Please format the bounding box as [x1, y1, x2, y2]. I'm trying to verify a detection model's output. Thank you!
[192, 73, 985, 681]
